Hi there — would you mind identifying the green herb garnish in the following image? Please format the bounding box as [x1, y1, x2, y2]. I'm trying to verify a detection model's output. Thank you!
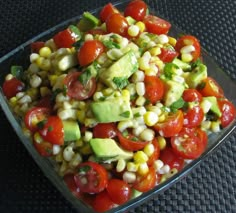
[119, 111, 130, 118]
[170, 97, 186, 112]
[113, 77, 129, 89]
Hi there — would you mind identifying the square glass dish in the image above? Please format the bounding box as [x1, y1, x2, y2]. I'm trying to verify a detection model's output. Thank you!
[0, 0, 235, 212]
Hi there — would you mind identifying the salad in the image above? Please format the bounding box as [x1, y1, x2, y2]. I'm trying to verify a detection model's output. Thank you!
[2, 0, 235, 212]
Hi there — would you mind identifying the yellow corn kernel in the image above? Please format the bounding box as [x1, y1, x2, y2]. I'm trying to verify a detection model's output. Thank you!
[121, 89, 130, 100]
[158, 113, 166, 122]
[84, 118, 97, 128]
[34, 132, 43, 143]
[39, 46, 52, 58]
[149, 46, 161, 56]
[40, 59, 51, 71]
[168, 36, 177, 47]
[157, 136, 166, 150]
[9, 97, 18, 107]
[181, 53, 193, 63]
[128, 25, 140, 37]
[135, 21, 145, 33]
[55, 151, 63, 162]
[144, 143, 155, 157]
[127, 162, 139, 172]
[133, 151, 148, 164]
[116, 159, 126, 172]
[211, 121, 221, 132]
[143, 111, 158, 126]
[22, 126, 31, 137]
[48, 75, 58, 86]
[35, 56, 44, 67]
[137, 162, 149, 176]
[26, 88, 38, 100]
[40, 87, 51, 97]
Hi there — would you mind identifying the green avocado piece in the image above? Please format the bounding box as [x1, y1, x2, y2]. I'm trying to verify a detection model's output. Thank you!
[77, 12, 100, 32]
[131, 189, 143, 199]
[90, 138, 133, 161]
[202, 96, 222, 117]
[172, 58, 191, 71]
[163, 80, 185, 106]
[99, 50, 138, 89]
[91, 95, 133, 123]
[126, 16, 136, 25]
[186, 64, 207, 88]
[63, 120, 81, 141]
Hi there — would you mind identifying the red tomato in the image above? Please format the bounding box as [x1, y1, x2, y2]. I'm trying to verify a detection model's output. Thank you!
[2, 77, 24, 99]
[143, 15, 171, 35]
[196, 128, 208, 148]
[33, 138, 53, 157]
[78, 40, 105, 66]
[198, 77, 224, 98]
[106, 179, 131, 205]
[24, 107, 51, 132]
[117, 131, 149, 151]
[175, 35, 201, 62]
[218, 99, 236, 128]
[74, 161, 108, 194]
[106, 13, 129, 37]
[38, 116, 64, 145]
[31, 41, 45, 53]
[100, 3, 119, 22]
[153, 110, 184, 138]
[124, 0, 147, 21]
[158, 47, 178, 63]
[63, 173, 81, 198]
[92, 190, 116, 212]
[159, 147, 184, 171]
[64, 71, 96, 100]
[183, 89, 202, 102]
[147, 138, 160, 166]
[133, 167, 157, 192]
[171, 127, 207, 159]
[93, 123, 117, 139]
[53, 28, 78, 48]
[87, 29, 106, 35]
[183, 105, 204, 128]
[144, 75, 164, 104]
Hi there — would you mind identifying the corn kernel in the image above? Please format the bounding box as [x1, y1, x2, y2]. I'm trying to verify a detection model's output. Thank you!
[143, 111, 158, 126]
[128, 25, 140, 37]
[168, 36, 177, 46]
[134, 151, 148, 163]
[39, 46, 52, 58]
[40, 87, 51, 97]
[144, 143, 155, 157]
[149, 46, 161, 56]
[116, 159, 126, 172]
[9, 97, 18, 107]
[80, 144, 93, 155]
[135, 21, 145, 33]
[126, 162, 139, 172]
[137, 162, 149, 176]
[140, 128, 155, 141]
[123, 171, 136, 183]
[157, 136, 166, 150]
[181, 53, 193, 63]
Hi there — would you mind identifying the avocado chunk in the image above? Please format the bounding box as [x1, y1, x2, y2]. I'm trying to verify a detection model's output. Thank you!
[131, 189, 143, 199]
[99, 50, 138, 89]
[90, 138, 133, 161]
[91, 91, 133, 123]
[172, 58, 191, 71]
[186, 64, 207, 88]
[77, 12, 100, 32]
[202, 96, 222, 117]
[63, 120, 81, 141]
[163, 80, 185, 106]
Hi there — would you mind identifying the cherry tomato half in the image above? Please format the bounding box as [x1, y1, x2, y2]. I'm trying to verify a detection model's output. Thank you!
[78, 40, 105, 67]
[100, 3, 119, 22]
[106, 13, 129, 37]
[33, 137, 53, 157]
[159, 147, 184, 171]
[158, 47, 179, 63]
[92, 190, 116, 212]
[74, 161, 108, 194]
[93, 123, 117, 139]
[198, 77, 224, 98]
[183, 105, 204, 128]
[143, 15, 171, 35]
[53, 28, 78, 48]
[31, 41, 45, 53]
[218, 99, 236, 128]
[171, 127, 207, 159]
[175, 35, 201, 62]
[64, 71, 97, 100]
[63, 173, 81, 198]
[106, 179, 131, 205]
[183, 89, 202, 102]
[133, 167, 157, 192]
[24, 107, 51, 132]
[2, 77, 24, 99]
[117, 131, 149, 151]
[124, 0, 147, 21]
[38, 116, 64, 145]
[144, 75, 164, 104]
[153, 110, 184, 138]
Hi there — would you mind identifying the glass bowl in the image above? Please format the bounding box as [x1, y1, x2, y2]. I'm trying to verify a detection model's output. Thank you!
[0, 0, 235, 212]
